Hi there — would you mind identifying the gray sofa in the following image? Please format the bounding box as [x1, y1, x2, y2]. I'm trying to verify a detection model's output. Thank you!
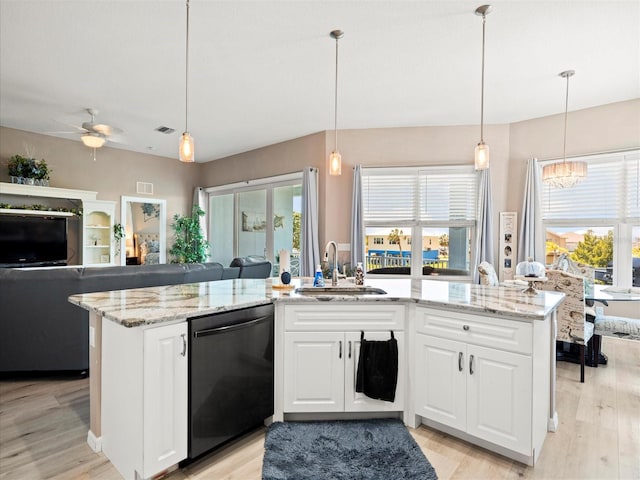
[0, 258, 271, 374]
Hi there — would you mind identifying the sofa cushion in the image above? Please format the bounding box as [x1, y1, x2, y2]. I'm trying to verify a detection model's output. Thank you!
[184, 263, 225, 283]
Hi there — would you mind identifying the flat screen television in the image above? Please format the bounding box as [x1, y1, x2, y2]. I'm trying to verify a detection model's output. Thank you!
[0, 214, 68, 267]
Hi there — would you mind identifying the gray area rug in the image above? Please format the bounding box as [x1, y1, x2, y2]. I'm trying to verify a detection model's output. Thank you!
[262, 419, 438, 480]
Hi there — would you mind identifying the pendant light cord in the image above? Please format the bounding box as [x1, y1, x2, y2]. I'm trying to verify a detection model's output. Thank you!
[562, 73, 569, 164]
[334, 34, 339, 152]
[185, 0, 190, 133]
[479, 13, 486, 143]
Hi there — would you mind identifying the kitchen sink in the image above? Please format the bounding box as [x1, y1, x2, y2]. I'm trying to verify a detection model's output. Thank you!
[294, 286, 387, 296]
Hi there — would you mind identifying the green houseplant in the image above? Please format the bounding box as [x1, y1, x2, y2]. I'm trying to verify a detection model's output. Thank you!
[113, 223, 125, 257]
[8, 155, 51, 185]
[169, 206, 209, 263]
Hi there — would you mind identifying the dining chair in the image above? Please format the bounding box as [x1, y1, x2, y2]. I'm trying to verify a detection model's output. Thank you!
[478, 261, 499, 286]
[538, 269, 595, 383]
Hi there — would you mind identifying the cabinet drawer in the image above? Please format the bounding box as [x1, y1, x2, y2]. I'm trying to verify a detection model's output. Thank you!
[415, 307, 532, 355]
[284, 304, 405, 332]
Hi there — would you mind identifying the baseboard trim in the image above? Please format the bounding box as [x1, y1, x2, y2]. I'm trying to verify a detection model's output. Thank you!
[547, 411, 559, 432]
[87, 430, 102, 452]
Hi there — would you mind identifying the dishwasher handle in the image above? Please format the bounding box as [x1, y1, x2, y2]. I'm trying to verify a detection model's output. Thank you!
[193, 314, 271, 338]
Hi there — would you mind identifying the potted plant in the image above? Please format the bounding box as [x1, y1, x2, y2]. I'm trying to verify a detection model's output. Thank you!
[113, 223, 125, 257]
[169, 206, 209, 263]
[8, 155, 51, 186]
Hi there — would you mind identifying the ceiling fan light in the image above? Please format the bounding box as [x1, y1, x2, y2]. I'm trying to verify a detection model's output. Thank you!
[329, 151, 342, 176]
[474, 142, 489, 170]
[81, 133, 106, 148]
[179, 132, 195, 162]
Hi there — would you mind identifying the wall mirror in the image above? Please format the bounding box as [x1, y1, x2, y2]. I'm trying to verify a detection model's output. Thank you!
[120, 196, 167, 266]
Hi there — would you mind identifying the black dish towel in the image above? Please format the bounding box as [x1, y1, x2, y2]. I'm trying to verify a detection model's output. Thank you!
[355, 331, 398, 402]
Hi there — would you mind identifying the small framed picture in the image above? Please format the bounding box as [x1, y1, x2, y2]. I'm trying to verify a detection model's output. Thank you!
[100, 255, 110, 263]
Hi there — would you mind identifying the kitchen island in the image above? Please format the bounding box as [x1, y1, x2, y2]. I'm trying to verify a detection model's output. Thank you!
[69, 277, 564, 479]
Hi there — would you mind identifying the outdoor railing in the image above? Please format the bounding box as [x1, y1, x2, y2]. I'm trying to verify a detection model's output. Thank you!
[366, 254, 449, 271]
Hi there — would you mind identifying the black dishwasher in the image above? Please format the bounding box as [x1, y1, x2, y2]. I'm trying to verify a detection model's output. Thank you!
[186, 304, 274, 461]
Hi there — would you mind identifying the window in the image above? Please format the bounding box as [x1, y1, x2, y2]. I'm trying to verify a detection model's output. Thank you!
[541, 150, 640, 287]
[362, 166, 477, 277]
[373, 237, 384, 245]
[207, 173, 302, 276]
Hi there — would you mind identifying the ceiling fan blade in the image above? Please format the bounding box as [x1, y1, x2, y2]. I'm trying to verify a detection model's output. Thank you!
[107, 133, 127, 145]
[93, 123, 112, 135]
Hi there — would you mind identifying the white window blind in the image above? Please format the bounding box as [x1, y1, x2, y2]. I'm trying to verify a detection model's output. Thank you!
[419, 168, 477, 222]
[362, 166, 477, 224]
[541, 150, 640, 222]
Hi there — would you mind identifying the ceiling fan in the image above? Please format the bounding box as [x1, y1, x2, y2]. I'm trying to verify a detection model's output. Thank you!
[76, 108, 122, 148]
[52, 108, 123, 149]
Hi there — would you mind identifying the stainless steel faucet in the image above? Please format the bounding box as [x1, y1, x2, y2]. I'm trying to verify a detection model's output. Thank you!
[325, 241, 339, 286]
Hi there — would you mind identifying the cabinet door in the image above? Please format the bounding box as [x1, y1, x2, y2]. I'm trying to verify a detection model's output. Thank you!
[415, 334, 466, 431]
[143, 323, 188, 477]
[466, 344, 532, 454]
[283, 332, 344, 412]
[344, 331, 404, 412]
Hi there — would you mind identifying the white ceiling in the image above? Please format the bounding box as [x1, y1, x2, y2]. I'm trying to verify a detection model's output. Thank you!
[1, 1, 638, 163]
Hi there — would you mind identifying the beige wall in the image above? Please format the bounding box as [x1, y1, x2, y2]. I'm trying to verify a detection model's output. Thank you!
[0, 126, 200, 245]
[2, 98, 639, 272]
[507, 98, 640, 212]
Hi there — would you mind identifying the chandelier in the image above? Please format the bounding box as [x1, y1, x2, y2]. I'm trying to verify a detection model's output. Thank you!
[542, 70, 587, 188]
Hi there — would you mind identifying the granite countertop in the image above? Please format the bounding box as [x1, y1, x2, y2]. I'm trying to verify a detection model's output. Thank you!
[68, 277, 564, 328]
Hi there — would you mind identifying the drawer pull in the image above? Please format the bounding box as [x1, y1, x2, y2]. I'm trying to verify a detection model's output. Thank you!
[469, 354, 475, 375]
[348, 341, 352, 359]
[458, 352, 463, 372]
[463, 325, 470, 331]
[339, 340, 342, 359]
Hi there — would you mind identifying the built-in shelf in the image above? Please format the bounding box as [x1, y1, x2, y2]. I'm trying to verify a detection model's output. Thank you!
[0, 208, 75, 217]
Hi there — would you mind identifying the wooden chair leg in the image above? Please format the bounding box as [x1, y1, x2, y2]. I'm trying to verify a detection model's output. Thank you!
[579, 344, 585, 383]
[587, 337, 594, 367]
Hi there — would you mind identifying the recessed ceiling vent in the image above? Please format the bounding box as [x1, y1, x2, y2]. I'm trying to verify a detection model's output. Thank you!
[155, 126, 175, 134]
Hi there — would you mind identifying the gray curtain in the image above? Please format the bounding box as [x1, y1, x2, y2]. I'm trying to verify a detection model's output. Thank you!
[350, 165, 364, 269]
[192, 187, 208, 243]
[301, 167, 320, 276]
[473, 168, 495, 283]
[518, 158, 545, 263]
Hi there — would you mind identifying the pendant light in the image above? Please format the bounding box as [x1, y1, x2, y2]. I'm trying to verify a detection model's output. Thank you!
[542, 70, 587, 188]
[474, 5, 492, 170]
[179, 0, 194, 162]
[329, 30, 344, 176]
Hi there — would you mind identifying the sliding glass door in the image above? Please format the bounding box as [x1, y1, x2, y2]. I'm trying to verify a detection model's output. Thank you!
[208, 175, 302, 276]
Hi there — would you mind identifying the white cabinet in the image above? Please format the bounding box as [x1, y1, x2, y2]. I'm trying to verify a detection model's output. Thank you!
[284, 331, 344, 411]
[102, 320, 187, 480]
[83, 200, 116, 266]
[280, 304, 405, 415]
[414, 306, 549, 466]
[415, 334, 531, 453]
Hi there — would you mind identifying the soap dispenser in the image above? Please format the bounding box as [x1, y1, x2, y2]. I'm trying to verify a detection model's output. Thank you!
[313, 264, 325, 287]
[355, 262, 364, 286]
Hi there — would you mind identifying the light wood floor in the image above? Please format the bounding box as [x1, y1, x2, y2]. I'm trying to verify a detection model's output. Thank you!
[1, 336, 638, 480]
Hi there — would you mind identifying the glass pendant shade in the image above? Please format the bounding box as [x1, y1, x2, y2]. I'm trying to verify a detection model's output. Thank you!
[474, 142, 489, 170]
[542, 161, 587, 188]
[329, 151, 342, 176]
[179, 132, 195, 163]
[81, 134, 106, 148]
